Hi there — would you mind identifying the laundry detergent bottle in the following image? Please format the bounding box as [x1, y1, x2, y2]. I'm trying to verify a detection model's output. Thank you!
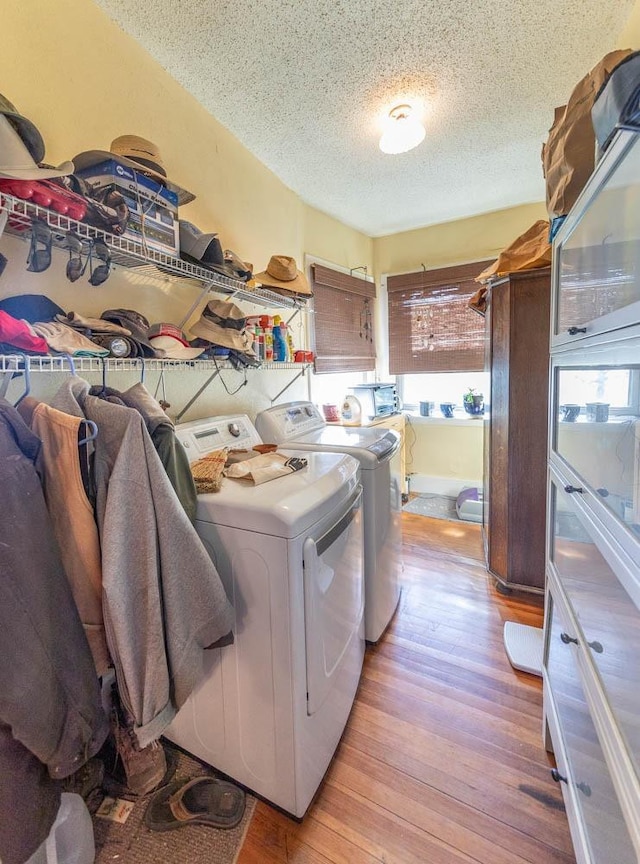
[340, 395, 362, 426]
[272, 315, 288, 362]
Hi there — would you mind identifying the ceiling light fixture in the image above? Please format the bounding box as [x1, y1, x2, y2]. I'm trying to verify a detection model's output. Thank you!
[379, 104, 426, 155]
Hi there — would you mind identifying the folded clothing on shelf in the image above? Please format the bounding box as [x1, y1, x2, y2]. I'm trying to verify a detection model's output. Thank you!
[0, 310, 49, 353]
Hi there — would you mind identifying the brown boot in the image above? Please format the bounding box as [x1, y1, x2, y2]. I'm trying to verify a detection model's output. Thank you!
[109, 710, 167, 796]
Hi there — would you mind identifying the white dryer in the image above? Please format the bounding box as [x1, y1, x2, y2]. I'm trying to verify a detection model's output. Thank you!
[165, 415, 364, 818]
[255, 401, 402, 643]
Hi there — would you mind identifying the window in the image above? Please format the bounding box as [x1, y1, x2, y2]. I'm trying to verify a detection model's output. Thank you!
[311, 264, 376, 374]
[400, 371, 489, 412]
[387, 260, 491, 374]
[558, 368, 637, 413]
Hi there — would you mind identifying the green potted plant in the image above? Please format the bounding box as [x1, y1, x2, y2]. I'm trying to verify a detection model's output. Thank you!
[463, 387, 484, 416]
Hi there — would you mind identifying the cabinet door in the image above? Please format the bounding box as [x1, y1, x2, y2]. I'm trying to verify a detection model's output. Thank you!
[550, 338, 640, 554]
[550, 479, 640, 781]
[553, 130, 640, 345]
[546, 589, 637, 864]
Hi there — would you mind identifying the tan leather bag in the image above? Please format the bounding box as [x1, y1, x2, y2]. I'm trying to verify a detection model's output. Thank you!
[542, 49, 632, 219]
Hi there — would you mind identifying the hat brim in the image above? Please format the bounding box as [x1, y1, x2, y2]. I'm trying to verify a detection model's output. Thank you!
[253, 269, 312, 296]
[180, 252, 248, 282]
[0, 160, 75, 181]
[72, 150, 195, 206]
[4, 113, 45, 164]
[149, 336, 204, 360]
[190, 319, 256, 356]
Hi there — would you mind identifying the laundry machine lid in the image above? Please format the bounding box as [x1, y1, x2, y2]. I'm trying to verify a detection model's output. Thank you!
[176, 413, 360, 538]
[194, 449, 359, 536]
[255, 402, 399, 467]
[284, 426, 399, 467]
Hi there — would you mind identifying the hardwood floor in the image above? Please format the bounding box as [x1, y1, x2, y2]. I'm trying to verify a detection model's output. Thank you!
[237, 514, 575, 864]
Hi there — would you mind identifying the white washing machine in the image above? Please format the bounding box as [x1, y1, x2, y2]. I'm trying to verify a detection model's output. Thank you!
[165, 415, 365, 818]
[255, 401, 402, 643]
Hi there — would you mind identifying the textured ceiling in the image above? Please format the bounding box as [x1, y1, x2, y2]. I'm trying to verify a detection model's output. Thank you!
[94, 0, 634, 237]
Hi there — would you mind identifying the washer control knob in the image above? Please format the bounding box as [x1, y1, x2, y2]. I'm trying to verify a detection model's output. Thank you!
[228, 422, 240, 437]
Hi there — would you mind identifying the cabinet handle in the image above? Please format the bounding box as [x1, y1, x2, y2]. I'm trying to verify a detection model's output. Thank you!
[567, 326, 587, 335]
[576, 781, 592, 797]
[560, 632, 578, 645]
[551, 768, 568, 784]
[564, 485, 584, 494]
[587, 640, 604, 654]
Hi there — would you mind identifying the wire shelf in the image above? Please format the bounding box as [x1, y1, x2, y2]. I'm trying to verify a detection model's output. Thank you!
[1, 193, 305, 311]
[0, 354, 310, 374]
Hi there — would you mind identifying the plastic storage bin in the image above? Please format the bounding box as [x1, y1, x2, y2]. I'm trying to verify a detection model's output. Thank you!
[26, 793, 95, 864]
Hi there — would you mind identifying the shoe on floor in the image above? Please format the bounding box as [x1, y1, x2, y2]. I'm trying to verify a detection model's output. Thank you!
[144, 776, 246, 831]
[109, 713, 167, 796]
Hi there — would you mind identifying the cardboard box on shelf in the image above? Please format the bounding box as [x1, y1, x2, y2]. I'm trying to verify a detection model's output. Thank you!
[75, 158, 179, 256]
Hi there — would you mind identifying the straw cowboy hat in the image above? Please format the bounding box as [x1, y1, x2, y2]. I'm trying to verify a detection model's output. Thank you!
[0, 115, 74, 180]
[254, 256, 311, 297]
[73, 134, 195, 206]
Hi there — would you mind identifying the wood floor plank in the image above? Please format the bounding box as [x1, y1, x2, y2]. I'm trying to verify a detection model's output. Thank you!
[237, 515, 576, 864]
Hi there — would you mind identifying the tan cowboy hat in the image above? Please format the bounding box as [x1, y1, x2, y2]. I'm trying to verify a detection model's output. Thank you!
[0, 115, 74, 180]
[254, 255, 311, 296]
[73, 134, 195, 206]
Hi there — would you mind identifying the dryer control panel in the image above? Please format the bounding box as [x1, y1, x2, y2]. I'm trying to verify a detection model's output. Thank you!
[256, 401, 325, 442]
[176, 414, 262, 461]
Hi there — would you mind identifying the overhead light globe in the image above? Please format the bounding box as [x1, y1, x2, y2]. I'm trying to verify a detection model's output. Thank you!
[379, 104, 425, 155]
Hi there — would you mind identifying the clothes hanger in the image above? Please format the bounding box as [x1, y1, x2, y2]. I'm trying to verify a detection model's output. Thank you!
[78, 419, 98, 447]
[98, 356, 108, 396]
[62, 353, 78, 376]
[137, 356, 145, 385]
[13, 354, 31, 407]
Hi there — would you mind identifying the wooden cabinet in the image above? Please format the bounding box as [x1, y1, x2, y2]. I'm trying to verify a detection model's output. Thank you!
[483, 267, 551, 594]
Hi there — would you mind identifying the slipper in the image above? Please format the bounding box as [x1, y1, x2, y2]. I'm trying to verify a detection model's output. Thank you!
[144, 776, 246, 832]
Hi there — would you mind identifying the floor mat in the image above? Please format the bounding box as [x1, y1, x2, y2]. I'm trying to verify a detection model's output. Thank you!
[402, 494, 459, 521]
[94, 745, 255, 864]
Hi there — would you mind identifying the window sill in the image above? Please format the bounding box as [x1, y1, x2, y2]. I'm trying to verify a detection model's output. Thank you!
[406, 411, 486, 427]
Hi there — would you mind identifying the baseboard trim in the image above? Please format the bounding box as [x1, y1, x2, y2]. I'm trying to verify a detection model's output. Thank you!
[408, 475, 482, 497]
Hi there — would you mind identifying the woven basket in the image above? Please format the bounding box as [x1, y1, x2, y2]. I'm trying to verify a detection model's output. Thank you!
[190, 449, 227, 493]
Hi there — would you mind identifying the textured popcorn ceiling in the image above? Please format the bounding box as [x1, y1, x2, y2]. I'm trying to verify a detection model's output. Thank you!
[94, 0, 634, 237]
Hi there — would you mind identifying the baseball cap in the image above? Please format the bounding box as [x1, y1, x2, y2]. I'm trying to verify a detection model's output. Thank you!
[179, 222, 242, 280]
[148, 333, 204, 360]
[148, 322, 190, 345]
[0, 294, 66, 323]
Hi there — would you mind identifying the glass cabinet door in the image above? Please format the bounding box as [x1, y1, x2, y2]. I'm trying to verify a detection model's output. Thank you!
[546, 590, 637, 864]
[550, 343, 640, 540]
[550, 481, 640, 783]
[554, 130, 640, 341]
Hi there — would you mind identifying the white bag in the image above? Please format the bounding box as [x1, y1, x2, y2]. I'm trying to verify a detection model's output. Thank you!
[26, 794, 95, 864]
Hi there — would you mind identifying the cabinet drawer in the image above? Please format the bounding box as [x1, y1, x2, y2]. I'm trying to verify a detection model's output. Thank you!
[546, 590, 636, 863]
[551, 480, 640, 779]
[553, 130, 640, 343]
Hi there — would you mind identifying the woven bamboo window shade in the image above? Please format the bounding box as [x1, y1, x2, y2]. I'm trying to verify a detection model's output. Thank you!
[311, 264, 376, 374]
[387, 260, 492, 375]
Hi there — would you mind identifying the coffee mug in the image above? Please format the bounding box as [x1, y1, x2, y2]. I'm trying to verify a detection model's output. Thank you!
[560, 403, 580, 422]
[322, 403, 340, 422]
[440, 402, 455, 418]
[586, 402, 609, 423]
[419, 401, 434, 417]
